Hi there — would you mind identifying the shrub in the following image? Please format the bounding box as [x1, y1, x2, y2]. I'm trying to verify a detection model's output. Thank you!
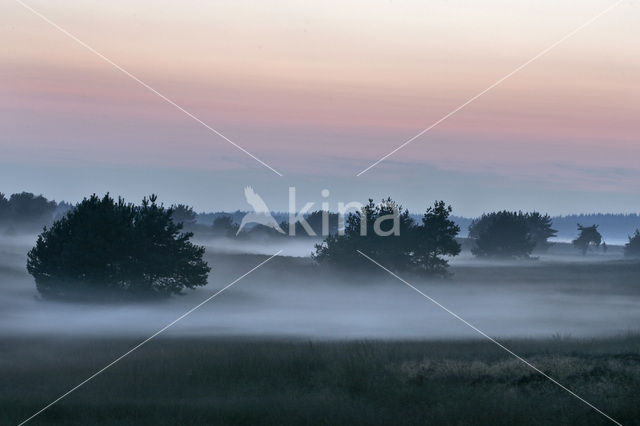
[572, 224, 602, 256]
[314, 199, 460, 275]
[26, 194, 210, 300]
[625, 230, 640, 258]
[525, 212, 557, 252]
[313, 198, 414, 271]
[470, 211, 535, 258]
[469, 211, 556, 255]
[170, 204, 197, 229]
[212, 215, 239, 237]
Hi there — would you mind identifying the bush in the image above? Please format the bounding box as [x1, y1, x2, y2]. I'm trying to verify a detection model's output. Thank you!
[313, 198, 414, 271]
[313, 199, 460, 275]
[469, 211, 556, 255]
[470, 211, 535, 258]
[525, 212, 557, 252]
[170, 204, 197, 229]
[26, 194, 210, 300]
[625, 230, 640, 258]
[211, 215, 239, 237]
[572, 224, 602, 256]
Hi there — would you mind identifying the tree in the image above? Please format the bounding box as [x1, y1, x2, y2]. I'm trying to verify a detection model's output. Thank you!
[26, 194, 210, 300]
[53, 201, 74, 221]
[170, 204, 197, 229]
[624, 230, 640, 258]
[412, 201, 461, 274]
[8, 192, 57, 223]
[525, 212, 557, 252]
[572, 224, 602, 255]
[0, 192, 57, 229]
[314, 198, 414, 270]
[314, 198, 461, 275]
[470, 211, 535, 258]
[469, 211, 556, 253]
[212, 215, 239, 237]
[0, 193, 8, 221]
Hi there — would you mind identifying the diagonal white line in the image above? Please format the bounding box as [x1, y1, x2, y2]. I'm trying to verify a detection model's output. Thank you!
[356, 0, 625, 176]
[356, 250, 622, 426]
[13, 0, 283, 177]
[18, 250, 283, 426]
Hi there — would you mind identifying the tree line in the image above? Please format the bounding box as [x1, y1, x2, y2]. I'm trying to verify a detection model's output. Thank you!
[0, 192, 58, 232]
[311, 203, 565, 272]
[21, 193, 640, 301]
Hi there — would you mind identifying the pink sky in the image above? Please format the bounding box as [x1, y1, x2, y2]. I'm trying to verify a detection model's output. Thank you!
[1, 0, 639, 213]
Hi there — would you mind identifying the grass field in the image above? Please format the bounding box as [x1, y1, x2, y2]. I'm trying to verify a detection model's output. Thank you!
[2, 238, 640, 425]
[2, 335, 639, 425]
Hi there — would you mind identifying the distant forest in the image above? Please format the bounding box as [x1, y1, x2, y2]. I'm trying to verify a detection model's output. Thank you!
[2, 192, 639, 243]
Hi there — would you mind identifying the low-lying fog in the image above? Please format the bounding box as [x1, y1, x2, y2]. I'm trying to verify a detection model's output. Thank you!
[1, 235, 638, 340]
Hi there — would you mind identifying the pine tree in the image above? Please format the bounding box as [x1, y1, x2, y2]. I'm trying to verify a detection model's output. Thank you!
[412, 201, 461, 274]
[625, 230, 640, 258]
[26, 194, 210, 300]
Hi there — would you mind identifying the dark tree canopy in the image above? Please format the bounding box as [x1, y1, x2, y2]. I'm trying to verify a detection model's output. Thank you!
[525, 212, 558, 251]
[470, 211, 535, 258]
[469, 211, 556, 256]
[0, 192, 57, 229]
[314, 198, 414, 271]
[170, 204, 197, 229]
[314, 198, 460, 275]
[572, 224, 603, 256]
[26, 194, 210, 301]
[411, 201, 461, 274]
[212, 215, 239, 237]
[0, 193, 8, 221]
[624, 230, 640, 258]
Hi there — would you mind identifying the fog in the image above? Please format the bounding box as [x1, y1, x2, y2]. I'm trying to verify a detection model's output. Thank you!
[1, 235, 638, 340]
[192, 236, 319, 258]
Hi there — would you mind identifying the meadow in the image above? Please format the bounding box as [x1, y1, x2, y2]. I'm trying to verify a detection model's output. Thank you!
[1, 236, 639, 425]
[2, 335, 639, 425]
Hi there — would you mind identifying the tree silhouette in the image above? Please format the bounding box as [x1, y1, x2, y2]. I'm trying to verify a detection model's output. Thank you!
[314, 198, 414, 270]
[624, 230, 640, 258]
[572, 224, 602, 255]
[212, 215, 239, 237]
[26, 194, 210, 300]
[170, 204, 197, 229]
[0, 192, 57, 230]
[525, 212, 557, 252]
[412, 201, 461, 274]
[314, 198, 461, 274]
[469, 211, 555, 254]
[470, 211, 535, 258]
[0, 193, 8, 222]
[8, 192, 57, 223]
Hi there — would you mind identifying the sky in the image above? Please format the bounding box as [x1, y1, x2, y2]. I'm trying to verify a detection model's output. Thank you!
[1, 0, 639, 216]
